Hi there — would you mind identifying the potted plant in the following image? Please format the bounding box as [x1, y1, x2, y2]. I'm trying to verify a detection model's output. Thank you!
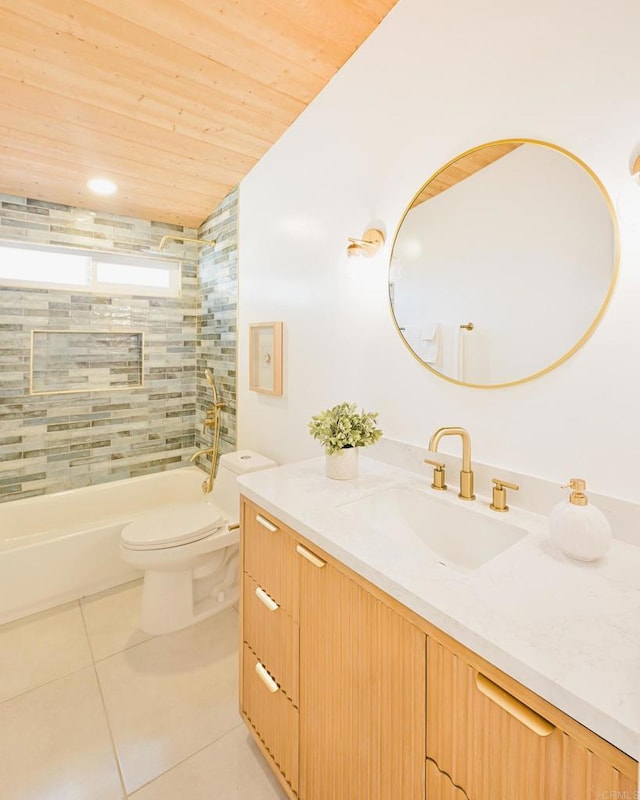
[308, 402, 383, 480]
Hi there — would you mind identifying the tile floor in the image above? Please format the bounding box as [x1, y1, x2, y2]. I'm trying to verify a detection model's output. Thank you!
[0, 580, 289, 799]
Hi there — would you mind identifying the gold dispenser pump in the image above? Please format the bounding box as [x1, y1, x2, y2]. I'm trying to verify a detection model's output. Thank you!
[190, 368, 224, 493]
[561, 478, 588, 506]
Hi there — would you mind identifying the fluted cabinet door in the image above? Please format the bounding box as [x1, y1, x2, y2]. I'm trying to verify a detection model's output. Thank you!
[427, 638, 638, 800]
[426, 759, 469, 800]
[298, 545, 426, 800]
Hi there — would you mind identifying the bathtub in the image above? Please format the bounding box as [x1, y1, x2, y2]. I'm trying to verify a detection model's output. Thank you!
[0, 466, 208, 625]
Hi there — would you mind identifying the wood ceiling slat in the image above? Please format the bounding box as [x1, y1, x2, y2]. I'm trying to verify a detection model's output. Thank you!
[0, 129, 232, 200]
[351, 0, 398, 18]
[0, 147, 217, 210]
[181, 0, 372, 69]
[261, 0, 383, 36]
[0, 14, 287, 148]
[0, 81, 258, 168]
[83, 0, 327, 102]
[0, 158, 209, 228]
[0, 108, 247, 187]
[0, 174, 204, 229]
[7, 0, 306, 127]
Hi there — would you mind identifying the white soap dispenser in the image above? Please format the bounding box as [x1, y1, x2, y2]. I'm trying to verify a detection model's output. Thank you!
[549, 478, 612, 562]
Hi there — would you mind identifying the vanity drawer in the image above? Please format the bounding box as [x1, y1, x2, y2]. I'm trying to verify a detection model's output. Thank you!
[242, 643, 299, 796]
[243, 572, 299, 706]
[242, 499, 299, 619]
[427, 637, 637, 800]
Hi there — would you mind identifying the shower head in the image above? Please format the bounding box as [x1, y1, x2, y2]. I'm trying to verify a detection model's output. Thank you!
[204, 368, 219, 405]
[158, 235, 216, 251]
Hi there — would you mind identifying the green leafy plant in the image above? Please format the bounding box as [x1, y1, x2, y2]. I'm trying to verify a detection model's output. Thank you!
[308, 402, 383, 456]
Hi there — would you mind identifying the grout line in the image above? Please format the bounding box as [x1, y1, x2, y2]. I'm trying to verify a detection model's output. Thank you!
[79, 601, 130, 799]
[129, 720, 246, 796]
[0, 600, 93, 706]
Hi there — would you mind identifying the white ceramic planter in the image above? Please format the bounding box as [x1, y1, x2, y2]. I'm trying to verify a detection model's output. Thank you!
[325, 448, 359, 480]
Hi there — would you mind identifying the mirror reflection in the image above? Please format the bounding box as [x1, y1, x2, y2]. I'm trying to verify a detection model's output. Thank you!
[390, 140, 617, 387]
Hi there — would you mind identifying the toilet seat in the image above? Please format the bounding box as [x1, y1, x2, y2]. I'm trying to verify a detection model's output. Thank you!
[121, 503, 225, 550]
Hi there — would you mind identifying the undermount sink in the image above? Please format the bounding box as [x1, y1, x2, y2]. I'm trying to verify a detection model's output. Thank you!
[339, 485, 527, 572]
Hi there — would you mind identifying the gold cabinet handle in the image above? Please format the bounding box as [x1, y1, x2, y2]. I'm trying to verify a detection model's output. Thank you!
[255, 661, 280, 693]
[256, 513, 278, 532]
[255, 586, 279, 612]
[296, 543, 326, 568]
[476, 673, 555, 736]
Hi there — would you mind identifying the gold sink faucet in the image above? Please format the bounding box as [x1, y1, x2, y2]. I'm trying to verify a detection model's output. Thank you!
[428, 426, 475, 501]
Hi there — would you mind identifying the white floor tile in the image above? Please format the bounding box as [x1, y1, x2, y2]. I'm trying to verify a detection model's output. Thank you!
[80, 580, 152, 661]
[96, 607, 241, 794]
[130, 725, 289, 799]
[0, 667, 123, 800]
[0, 602, 92, 703]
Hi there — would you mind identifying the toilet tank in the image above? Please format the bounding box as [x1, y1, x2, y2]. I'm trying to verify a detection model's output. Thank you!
[206, 449, 276, 526]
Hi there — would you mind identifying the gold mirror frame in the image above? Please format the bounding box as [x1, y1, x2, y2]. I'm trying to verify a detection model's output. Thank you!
[389, 138, 619, 389]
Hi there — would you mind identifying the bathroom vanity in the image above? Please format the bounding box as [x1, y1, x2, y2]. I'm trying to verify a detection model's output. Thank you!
[238, 458, 639, 800]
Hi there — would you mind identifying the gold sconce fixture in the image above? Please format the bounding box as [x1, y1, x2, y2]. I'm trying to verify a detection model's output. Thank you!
[632, 155, 640, 181]
[158, 235, 216, 251]
[346, 228, 385, 258]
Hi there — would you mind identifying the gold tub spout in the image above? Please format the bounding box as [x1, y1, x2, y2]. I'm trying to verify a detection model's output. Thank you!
[428, 426, 475, 501]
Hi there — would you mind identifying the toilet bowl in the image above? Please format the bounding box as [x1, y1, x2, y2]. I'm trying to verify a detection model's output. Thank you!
[119, 449, 276, 635]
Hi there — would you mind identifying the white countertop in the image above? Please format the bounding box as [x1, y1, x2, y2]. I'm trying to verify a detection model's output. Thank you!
[238, 456, 640, 760]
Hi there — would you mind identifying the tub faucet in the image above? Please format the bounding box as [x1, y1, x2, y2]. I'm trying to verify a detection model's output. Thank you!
[428, 426, 475, 501]
[190, 447, 217, 493]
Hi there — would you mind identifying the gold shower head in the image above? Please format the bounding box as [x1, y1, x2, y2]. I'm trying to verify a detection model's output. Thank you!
[158, 235, 216, 251]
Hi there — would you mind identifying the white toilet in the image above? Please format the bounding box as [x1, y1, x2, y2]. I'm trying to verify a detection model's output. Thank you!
[119, 449, 275, 635]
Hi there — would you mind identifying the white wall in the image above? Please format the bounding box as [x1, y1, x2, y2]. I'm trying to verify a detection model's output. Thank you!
[238, 0, 640, 502]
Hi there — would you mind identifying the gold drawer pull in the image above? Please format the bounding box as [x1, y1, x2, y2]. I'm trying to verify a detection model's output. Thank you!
[255, 661, 279, 693]
[476, 673, 555, 737]
[296, 543, 326, 568]
[255, 586, 279, 612]
[256, 514, 278, 532]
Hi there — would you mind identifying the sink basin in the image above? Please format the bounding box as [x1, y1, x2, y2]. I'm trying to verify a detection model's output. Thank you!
[339, 485, 527, 572]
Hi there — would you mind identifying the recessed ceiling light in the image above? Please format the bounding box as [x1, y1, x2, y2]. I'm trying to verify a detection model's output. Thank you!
[87, 177, 118, 195]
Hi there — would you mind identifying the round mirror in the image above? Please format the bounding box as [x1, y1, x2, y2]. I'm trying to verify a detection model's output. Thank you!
[389, 139, 618, 388]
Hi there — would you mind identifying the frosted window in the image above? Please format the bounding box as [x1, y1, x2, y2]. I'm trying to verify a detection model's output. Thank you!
[0, 243, 180, 296]
[95, 262, 172, 288]
[0, 247, 90, 286]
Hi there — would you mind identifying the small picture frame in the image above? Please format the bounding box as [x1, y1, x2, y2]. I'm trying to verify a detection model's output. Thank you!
[249, 321, 283, 395]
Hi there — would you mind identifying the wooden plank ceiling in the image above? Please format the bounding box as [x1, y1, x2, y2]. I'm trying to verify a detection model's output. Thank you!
[0, 0, 399, 227]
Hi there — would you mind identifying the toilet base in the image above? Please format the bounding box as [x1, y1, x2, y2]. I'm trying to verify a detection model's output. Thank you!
[138, 547, 239, 635]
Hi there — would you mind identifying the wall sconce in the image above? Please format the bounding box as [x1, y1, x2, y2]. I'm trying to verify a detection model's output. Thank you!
[346, 228, 385, 258]
[617, 153, 640, 227]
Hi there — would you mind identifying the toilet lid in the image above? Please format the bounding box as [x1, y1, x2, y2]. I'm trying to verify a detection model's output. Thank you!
[121, 503, 225, 550]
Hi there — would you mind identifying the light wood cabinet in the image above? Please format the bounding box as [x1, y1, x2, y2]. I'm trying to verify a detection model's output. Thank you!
[427, 636, 638, 800]
[426, 759, 469, 799]
[240, 500, 300, 799]
[240, 497, 638, 800]
[297, 540, 426, 800]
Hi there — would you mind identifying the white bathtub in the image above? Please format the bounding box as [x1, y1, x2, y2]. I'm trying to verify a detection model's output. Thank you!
[0, 466, 208, 625]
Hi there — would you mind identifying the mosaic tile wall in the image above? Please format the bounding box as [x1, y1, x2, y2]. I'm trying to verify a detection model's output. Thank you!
[195, 187, 238, 471]
[0, 194, 200, 501]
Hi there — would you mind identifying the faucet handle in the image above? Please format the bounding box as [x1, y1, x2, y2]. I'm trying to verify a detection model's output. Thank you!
[424, 458, 447, 491]
[490, 478, 520, 512]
